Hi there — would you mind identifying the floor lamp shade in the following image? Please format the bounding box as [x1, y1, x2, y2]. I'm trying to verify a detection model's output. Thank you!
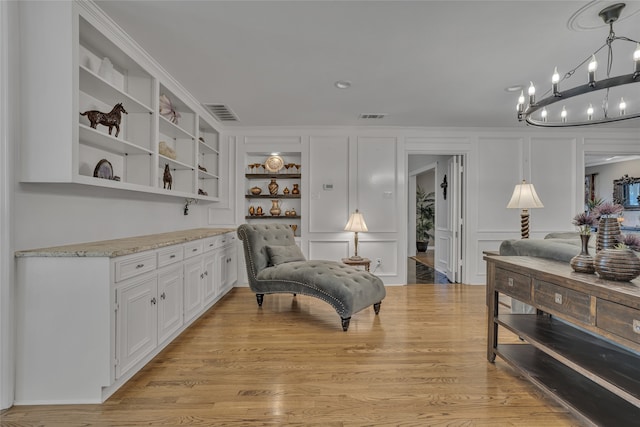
[507, 180, 544, 239]
[345, 209, 368, 260]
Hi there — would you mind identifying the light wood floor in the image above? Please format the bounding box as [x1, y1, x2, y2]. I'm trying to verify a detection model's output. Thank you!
[1, 286, 580, 426]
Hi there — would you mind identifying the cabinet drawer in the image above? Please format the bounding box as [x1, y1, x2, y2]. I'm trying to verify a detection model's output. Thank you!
[114, 252, 157, 283]
[494, 268, 531, 302]
[184, 241, 204, 258]
[157, 245, 184, 268]
[597, 299, 640, 345]
[534, 280, 592, 324]
[203, 236, 223, 252]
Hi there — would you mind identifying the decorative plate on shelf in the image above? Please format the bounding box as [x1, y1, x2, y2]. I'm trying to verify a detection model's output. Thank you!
[264, 155, 284, 173]
[93, 159, 113, 180]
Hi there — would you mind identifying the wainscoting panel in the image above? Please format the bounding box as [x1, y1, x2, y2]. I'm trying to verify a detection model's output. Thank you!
[309, 136, 349, 233]
[308, 240, 349, 262]
[359, 239, 398, 277]
[357, 137, 397, 233]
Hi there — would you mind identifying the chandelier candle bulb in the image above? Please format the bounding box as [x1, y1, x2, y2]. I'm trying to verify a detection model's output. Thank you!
[517, 90, 525, 113]
[588, 55, 597, 87]
[552, 67, 560, 95]
[561, 106, 567, 122]
[620, 98, 627, 115]
[634, 43, 640, 76]
[541, 108, 548, 122]
[587, 104, 594, 121]
[528, 82, 536, 105]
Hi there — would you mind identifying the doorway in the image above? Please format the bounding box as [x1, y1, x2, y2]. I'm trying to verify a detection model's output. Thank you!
[407, 154, 464, 284]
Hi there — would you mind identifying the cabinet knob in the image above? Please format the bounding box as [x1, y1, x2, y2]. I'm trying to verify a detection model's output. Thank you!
[136, 264, 144, 269]
[170, 254, 176, 259]
[204, 271, 208, 276]
[160, 292, 166, 300]
[151, 297, 157, 305]
[192, 248, 198, 252]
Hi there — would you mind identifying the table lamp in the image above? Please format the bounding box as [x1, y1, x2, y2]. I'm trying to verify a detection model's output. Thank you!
[507, 180, 544, 239]
[344, 209, 368, 260]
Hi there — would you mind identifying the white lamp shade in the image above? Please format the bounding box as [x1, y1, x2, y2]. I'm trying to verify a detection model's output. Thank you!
[507, 180, 544, 209]
[344, 209, 368, 232]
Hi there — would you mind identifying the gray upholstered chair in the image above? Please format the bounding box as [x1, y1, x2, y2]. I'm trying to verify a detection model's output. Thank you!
[237, 223, 386, 331]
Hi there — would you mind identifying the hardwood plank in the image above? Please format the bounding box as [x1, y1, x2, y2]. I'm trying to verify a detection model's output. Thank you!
[1, 285, 579, 426]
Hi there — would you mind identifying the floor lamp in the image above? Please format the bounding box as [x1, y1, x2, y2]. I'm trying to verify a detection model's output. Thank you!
[507, 180, 544, 239]
[344, 209, 368, 260]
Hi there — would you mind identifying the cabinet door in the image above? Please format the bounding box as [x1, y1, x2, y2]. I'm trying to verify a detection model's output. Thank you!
[224, 245, 238, 292]
[116, 274, 158, 379]
[157, 264, 184, 344]
[202, 251, 217, 306]
[183, 257, 203, 323]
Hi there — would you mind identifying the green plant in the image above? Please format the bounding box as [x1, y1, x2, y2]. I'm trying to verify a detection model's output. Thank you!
[416, 186, 435, 243]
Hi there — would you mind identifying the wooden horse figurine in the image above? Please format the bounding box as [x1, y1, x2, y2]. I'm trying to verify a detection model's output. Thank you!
[163, 164, 172, 190]
[80, 103, 128, 137]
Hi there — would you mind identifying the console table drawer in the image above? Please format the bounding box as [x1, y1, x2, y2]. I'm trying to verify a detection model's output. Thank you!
[494, 268, 531, 302]
[597, 300, 640, 345]
[534, 280, 592, 324]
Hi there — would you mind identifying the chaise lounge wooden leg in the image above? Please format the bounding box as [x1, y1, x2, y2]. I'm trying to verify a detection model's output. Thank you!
[373, 301, 381, 314]
[256, 294, 264, 307]
[341, 317, 351, 331]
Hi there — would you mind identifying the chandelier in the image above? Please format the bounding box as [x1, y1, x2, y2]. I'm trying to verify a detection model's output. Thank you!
[516, 3, 640, 127]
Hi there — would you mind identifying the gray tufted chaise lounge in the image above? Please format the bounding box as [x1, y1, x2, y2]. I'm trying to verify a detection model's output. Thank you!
[237, 223, 386, 331]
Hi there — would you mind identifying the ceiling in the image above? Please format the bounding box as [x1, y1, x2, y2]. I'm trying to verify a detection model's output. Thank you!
[95, 0, 640, 128]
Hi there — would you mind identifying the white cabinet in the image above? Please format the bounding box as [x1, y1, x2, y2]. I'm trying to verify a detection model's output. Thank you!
[15, 229, 236, 405]
[19, 0, 220, 201]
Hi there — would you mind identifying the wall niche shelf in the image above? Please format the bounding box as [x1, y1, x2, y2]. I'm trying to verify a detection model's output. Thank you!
[20, 1, 221, 202]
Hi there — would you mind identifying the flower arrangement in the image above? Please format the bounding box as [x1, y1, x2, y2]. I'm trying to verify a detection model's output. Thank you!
[616, 234, 640, 251]
[593, 201, 624, 218]
[572, 212, 597, 235]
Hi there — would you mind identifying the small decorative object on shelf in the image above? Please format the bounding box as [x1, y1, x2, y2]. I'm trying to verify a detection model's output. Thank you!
[159, 141, 176, 159]
[594, 235, 640, 281]
[291, 224, 298, 235]
[265, 155, 284, 173]
[250, 186, 262, 195]
[270, 200, 281, 216]
[93, 159, 114, 180]
[80, 103, 127, 138]
[198, 188, 208, 196]
[256, 206, 263, 215]
[249, 206, 255, 216]
[159, 94, 180, 124]
[198, 164, 207, 172]
[570, 211, 597, 274]
[163, 164, 172, 190]
[292, 184, 300, 195]
[593, 202, 624, 251]
[283, 187, 290, 195]
[97, 57, 113, 82]
[268, 179, 279, 195]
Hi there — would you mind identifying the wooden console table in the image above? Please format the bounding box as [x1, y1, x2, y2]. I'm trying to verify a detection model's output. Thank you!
[485, 255, 640, 425]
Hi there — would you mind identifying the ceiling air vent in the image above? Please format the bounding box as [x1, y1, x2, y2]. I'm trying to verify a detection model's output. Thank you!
[359, 113, 386, 119]
[203, 104, 239, 122]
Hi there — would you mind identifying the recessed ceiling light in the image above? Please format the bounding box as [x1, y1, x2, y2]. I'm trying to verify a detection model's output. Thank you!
[505, 84, 524, 93]
[335, 80, 351, 89]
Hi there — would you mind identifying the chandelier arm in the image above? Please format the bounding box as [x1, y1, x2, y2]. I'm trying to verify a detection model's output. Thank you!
[525, 111, 640, 127]
[518, 74, 640, 121]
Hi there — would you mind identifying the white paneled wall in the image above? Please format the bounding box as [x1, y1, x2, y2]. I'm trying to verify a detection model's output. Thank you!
[215, 127, 640, 285]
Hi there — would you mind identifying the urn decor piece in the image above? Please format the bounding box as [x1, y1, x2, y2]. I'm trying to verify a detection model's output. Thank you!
[268, 179, 279, 195]
[570, 234, 596, 274]
[570, 212, 597, 274]
[292, 184, 300, 195]
[283, 187, 290, 195]
[594, 247, 640, 281]
[270, 199, 281, 216]
[593, 202, 624, 252]
[250, 186, 262, 195]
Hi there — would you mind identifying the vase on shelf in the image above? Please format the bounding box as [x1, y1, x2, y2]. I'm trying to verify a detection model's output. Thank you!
[570, 234, 595, 274]
[270, 199, 281, 216]
[268, 179, 278, 196]
[292, 184, 300, 195]
[596, 216, 621, 252]
[594, 247, 640, 281]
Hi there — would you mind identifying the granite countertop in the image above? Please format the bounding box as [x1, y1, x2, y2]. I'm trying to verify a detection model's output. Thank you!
[15, 228, 237, 258]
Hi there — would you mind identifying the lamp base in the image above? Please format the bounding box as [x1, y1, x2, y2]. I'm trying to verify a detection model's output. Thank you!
[348, 255, 363, 261]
